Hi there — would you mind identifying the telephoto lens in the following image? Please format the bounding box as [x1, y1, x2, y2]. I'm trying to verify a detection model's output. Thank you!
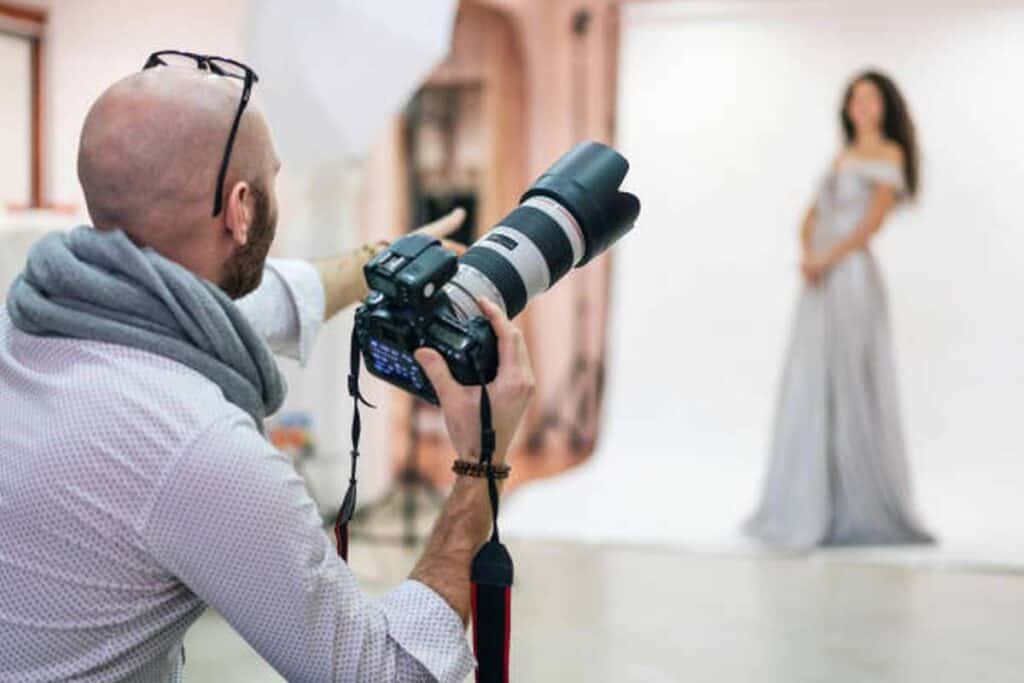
[354, 140, 640, 403]
[443, 141, 640, 321]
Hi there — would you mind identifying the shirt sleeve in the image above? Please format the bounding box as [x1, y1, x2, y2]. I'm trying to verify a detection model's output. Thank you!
[235, 258, 326, 365]
[141, 413, 475, 682]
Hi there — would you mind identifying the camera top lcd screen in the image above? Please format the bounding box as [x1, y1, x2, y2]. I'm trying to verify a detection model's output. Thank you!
[428, 323, 470, 351]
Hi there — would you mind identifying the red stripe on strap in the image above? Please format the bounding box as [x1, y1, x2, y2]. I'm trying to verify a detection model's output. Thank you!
[471, 583, 480, 682]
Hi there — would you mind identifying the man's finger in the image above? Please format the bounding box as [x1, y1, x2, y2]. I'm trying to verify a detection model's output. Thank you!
[440, 238, 467, 256]
[476, 297, 515, 338]
[476, 297, 522, 368]
[415, 208, 467, 241]
[414, 348, 462, 405]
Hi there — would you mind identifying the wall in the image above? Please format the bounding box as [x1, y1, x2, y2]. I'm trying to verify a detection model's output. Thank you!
[483, 0, 622, 474]
[44, 0, 246, 208]
[503, 0, 1024, 565]
[360, 0, 626, 491]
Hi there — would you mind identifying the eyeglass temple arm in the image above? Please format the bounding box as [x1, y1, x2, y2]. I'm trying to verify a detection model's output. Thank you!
[211, 76, 254, 217]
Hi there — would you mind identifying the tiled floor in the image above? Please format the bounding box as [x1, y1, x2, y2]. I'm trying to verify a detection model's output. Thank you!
[183, 539, 1023, 682]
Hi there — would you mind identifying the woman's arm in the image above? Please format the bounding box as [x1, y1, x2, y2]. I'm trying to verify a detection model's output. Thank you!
[800, 204, 818, 255]
[798, 204, 823, 284]
[802, 183, 897, 285]
[819, 183, 897, 269]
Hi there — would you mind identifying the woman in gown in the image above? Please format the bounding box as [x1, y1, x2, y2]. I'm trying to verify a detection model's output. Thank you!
[744, 71, 935, 549]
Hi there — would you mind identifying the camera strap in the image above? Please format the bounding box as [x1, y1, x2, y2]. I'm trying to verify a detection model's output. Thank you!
[335, 333, 513, 682]
[334, 327, 374, 562]
[470, 379, 514, 683]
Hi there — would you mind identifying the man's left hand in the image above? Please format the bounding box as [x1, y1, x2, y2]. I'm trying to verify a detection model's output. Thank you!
[411, 207, 468, 255]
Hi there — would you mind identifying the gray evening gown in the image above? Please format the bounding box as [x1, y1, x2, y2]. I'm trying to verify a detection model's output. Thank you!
[744, 158, 935, 550]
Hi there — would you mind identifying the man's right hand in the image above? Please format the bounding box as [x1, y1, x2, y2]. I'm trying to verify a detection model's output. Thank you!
[414, 298, 535, 465]
[409, 298, 533, 624]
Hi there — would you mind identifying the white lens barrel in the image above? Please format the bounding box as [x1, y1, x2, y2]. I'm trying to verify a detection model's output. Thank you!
[521, 195, 586, 267]
[445, 195, 586, 320]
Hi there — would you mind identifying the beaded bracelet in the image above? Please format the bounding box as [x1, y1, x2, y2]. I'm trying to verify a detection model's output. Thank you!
[452, 459, 511, 480]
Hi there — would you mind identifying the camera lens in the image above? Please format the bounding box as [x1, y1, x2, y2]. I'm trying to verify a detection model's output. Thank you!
[444, 141, 640, 320]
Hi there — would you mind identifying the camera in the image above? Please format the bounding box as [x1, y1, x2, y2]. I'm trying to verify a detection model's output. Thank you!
[354, 140, 640, 404]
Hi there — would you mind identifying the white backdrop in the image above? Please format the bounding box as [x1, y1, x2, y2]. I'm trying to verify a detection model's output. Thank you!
[504, 0, 1024, 566]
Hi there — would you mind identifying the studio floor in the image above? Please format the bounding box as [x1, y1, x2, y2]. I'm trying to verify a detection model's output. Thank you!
[183, 538, 1023, 682]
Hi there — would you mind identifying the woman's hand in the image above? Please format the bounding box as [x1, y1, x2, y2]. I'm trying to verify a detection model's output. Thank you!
[800, 253, 831, 286]
[799, 184, 896, 288]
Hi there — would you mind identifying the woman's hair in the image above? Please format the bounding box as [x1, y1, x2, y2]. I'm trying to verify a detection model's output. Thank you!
[841, 70, 919, 198]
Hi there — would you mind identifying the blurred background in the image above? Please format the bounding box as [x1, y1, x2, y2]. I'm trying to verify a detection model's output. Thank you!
[1, 1, 1022, 681]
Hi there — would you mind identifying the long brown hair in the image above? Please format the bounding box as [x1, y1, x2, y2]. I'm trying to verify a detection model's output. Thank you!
[841, 70, 919, 198]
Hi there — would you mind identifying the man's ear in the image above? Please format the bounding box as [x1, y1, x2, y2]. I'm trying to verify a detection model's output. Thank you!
[224, 181, 252, 247]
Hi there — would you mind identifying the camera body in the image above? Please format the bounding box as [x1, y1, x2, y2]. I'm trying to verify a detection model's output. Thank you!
[355, 233, 496, 404]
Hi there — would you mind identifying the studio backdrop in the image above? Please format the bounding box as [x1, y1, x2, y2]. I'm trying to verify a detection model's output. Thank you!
[504, 0, 1024, 567]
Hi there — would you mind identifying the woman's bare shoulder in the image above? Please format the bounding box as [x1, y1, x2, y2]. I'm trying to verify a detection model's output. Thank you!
[831, 148, 851, 170]
[877, 141, 905, 167]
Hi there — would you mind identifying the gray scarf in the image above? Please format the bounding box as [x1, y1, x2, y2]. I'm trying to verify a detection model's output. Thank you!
[6, 226, 285, 426]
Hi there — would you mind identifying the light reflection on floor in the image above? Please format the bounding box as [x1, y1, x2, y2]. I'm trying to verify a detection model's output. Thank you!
[183, 538, 1023, 682]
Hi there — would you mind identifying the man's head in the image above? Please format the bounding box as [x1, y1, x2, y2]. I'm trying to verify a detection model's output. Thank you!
[78, 64, 280, 298]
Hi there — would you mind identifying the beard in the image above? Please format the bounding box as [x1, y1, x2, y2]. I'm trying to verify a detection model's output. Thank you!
[220, 182, 277, 299]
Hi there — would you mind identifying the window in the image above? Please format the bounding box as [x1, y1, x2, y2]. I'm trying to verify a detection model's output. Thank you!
[0, 4, 44, 209]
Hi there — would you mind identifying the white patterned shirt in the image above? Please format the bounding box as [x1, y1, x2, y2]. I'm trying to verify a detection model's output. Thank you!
[0, 258, 475, 682]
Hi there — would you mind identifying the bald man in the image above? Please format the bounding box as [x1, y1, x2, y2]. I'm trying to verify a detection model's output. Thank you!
[0, 62, 534, 682]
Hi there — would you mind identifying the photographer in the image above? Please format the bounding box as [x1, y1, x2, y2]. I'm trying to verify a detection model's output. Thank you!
[0, 57, 533, 682]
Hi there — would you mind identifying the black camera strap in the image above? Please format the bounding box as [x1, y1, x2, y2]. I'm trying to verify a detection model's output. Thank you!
[335, 334, 513, 682]
[470, 377, 515, 683]
[334, 327, 374, 561]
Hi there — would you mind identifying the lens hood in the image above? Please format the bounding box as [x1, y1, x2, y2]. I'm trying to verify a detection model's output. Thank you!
[521, 140, 640, 267]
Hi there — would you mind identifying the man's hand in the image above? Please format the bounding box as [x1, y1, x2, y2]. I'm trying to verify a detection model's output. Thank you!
[412, 207, 469, 256]
[409, 297, 533, 624]
[414, 297, 535, 464]
[314, 207, 468, 320]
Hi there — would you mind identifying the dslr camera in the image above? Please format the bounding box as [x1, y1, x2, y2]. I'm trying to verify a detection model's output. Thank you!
[354, 141, 640, 404]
